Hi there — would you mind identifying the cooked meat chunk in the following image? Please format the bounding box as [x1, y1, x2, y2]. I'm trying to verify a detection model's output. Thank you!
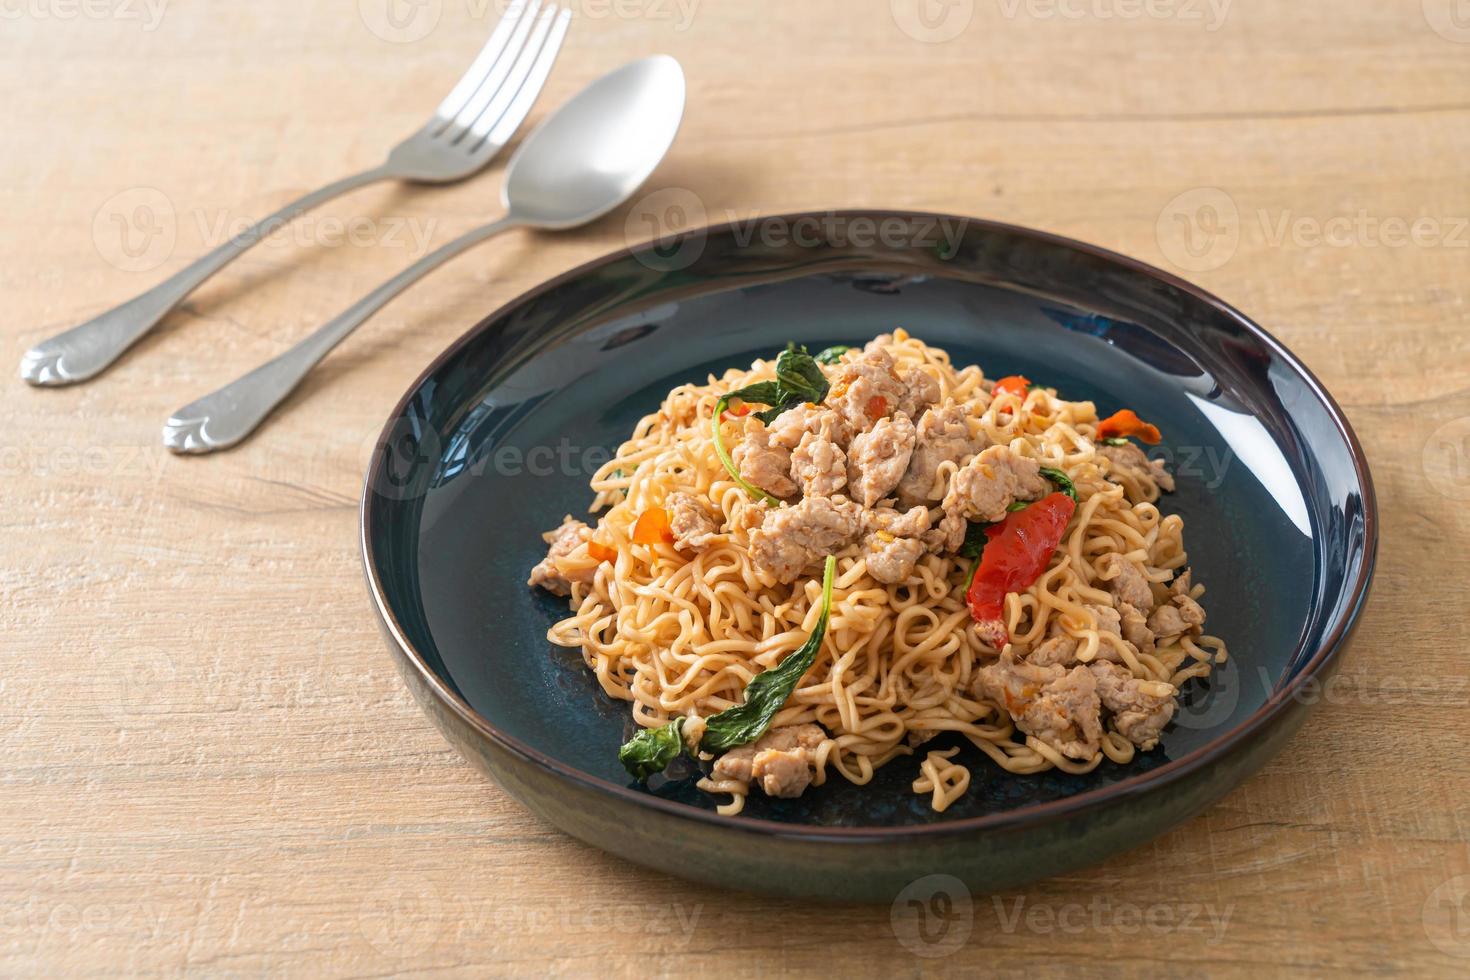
[767, 404, 850, 452]
[789, 415, 848, 498]
[897, 366, 941, 419]
[847, 412, 916, 508]
[860, 505, 931, 584]
[1147, 591, 1207, 640]
[863, 534, 925, 584]
[930, 445, 1049, 551]
[1097, 553, 1155, 613]
[975, 657, 1103, 760]
[1089, 661, 1176, 750]
[1118, 601, 1155, 654]
[710, 723, 826, 798]
[526, 516, 595, 596]
[749, 495, 862, 583]
[1098, 441, 1175, 500]
[669, 491, 720, 552]
[896, 403, 987, 508]
[750, 748, 812, 798]
[732, 417, 797, 499]
[1089, 603, 1122, 637]
[830, 347, 909, 433]
[1027, 633, 1079, 667]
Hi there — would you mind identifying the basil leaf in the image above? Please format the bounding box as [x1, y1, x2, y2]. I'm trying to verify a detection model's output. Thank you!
[724, 380, 783, 408]
[958, 521, 990, 560]
[1039, 467, 1077, 501]
[814, 345, 851, 365]
[775, 343, 830, 405]
[749, 344, 832, 424]
[618, 717, 686, 782]
[700, 556, 836, 754]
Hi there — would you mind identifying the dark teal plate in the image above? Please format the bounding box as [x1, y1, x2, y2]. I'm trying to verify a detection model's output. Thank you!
[360, 211, 1376, 901]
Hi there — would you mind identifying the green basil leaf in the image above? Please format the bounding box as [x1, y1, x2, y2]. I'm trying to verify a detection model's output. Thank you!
[958, 521, 990, 560]
[700, 556, 835, 754]
[724, 380, 783, 408]
[618, 717, 686, 782]
[1038, 467, 1077, 501]
[814, 345, 851, 365]
[774, 343, 830, 406]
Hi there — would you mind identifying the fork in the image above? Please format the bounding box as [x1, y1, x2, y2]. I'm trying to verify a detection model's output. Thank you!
[19, 0, 570, 387]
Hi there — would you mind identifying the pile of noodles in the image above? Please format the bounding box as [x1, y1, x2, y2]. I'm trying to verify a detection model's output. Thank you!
[546, 330, 1226, 815]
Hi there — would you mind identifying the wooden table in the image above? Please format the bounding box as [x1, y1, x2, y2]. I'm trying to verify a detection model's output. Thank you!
[4, 1, 1467, 975]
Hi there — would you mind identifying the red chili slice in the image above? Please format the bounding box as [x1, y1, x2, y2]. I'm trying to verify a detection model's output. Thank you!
[1096, 408, 1161, 445]
[965, 492, 1077, 647]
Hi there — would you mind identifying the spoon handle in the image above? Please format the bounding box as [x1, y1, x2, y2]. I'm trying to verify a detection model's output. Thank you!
[162, 215, 520, 454]
[20, 166, 394, 386]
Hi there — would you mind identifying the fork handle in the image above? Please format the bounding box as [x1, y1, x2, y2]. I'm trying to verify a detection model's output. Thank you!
[163, 216, 519, 454]
[20, 165, 393, 387]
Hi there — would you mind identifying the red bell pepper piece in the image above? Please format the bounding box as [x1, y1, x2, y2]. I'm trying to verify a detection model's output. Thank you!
[966, 492, 1077, 647]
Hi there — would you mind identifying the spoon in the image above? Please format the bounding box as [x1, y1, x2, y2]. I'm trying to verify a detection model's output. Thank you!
[162, 55, 686, 454]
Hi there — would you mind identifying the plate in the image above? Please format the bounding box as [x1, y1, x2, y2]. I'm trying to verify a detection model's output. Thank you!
[360, 210, 1376, 901]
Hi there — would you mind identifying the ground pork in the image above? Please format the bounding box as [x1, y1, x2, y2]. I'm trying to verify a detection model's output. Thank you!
[1097, 553, 1156, 613]
[929, 445, 1049, 552]
[1147, 590, 1207, 640]
[732, 417, 797, 499]
[1089, 661, 1176, 750]
[526, 516, 595, 596]
[710, 723, 826, 798]
[767, 404, 850, 452]
[975, 656, 1103, 760]
[1098, 441, 1175, 500]
[860, 505, 931, 584]
[1118, 601, 1155, 654]
[896, 402, 988, 508]
[897, 366, 941, 419]
[829, 347, 910, 433]
[790, 415, 848, 498]
[847, 412, 916, 507]
[749, 495, 863, 583]
[668, 491, 720, 552]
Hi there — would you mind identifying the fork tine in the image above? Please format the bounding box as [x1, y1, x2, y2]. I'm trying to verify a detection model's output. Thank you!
[433, 0, 536, 126]
[441, 0, 544, 140]
[475, 8, 572, 151]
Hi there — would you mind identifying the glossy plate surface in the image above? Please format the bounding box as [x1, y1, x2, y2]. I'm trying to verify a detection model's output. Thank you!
[361, 211, 1375, 898]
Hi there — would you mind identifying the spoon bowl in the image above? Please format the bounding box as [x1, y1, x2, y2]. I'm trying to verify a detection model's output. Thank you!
[505, 54, 687, 228]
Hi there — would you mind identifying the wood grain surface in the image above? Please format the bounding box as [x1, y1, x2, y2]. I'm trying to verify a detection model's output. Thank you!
[3, 0, 1468, 975]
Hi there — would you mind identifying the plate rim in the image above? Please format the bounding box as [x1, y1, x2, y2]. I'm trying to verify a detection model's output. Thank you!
[359, 208, 1379, 840]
